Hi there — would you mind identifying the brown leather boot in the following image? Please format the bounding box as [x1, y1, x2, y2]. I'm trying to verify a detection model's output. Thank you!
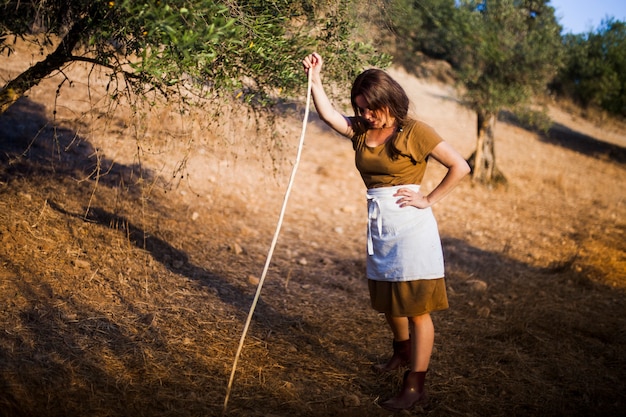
[372, 339, 411, 373]
[379, 370, 428, 411]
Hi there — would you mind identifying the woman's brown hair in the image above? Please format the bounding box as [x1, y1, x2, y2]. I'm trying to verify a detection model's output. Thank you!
[350, 69, 410, 158]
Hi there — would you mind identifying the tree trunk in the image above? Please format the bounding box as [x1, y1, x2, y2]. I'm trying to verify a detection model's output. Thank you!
[0, 17, 89, 115]
[469, 109, 506, 186]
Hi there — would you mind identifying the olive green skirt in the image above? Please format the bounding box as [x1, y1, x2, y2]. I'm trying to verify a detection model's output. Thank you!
[368, 278, 448, 317]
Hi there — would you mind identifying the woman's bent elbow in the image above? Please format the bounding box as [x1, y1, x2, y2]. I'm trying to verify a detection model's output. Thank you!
[461, 160, 471, 177]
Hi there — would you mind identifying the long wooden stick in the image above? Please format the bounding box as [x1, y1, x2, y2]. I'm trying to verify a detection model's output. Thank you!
[222, 70, 313, 415]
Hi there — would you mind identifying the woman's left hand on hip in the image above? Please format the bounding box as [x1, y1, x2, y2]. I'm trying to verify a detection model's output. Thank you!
[394, 188, 430, 209]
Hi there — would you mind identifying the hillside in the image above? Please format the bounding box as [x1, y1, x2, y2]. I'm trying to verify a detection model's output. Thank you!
[1, 42, 625, 417]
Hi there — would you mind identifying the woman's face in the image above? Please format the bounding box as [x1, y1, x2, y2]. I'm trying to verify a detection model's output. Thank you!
[355, 95, 393, 129]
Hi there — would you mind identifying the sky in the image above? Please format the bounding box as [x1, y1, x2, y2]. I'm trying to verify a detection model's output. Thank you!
[549, 0, 626, 34]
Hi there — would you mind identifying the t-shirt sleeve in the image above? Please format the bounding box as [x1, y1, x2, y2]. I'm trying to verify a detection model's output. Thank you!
[405, 121, 443, 163]
[349, 116, 367, 151]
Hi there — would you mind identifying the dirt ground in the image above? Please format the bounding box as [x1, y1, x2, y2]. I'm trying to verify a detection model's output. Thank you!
[1, 42, 625, 417]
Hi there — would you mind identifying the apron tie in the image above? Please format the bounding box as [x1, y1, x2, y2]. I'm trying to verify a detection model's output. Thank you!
[367, 196, 383, 255]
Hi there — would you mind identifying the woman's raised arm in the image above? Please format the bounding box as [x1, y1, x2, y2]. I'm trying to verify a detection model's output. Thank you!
[302, 53, 354, 138]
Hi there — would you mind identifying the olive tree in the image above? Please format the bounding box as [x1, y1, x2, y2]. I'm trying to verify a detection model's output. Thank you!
[555, 18, 626, 117]
[0, 0, 389, 114]
[389, 0, 563, 185]
[451, 1, 562, 183]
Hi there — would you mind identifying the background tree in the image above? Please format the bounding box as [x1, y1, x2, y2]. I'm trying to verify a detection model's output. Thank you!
[0, 0, 390, 115]
[553, 18, 626, 117]
[389, 0, 563, 185]
[386, 0, 459, 65]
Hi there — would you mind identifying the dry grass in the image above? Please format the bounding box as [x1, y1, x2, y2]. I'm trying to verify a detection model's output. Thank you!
[1, 42, 625, 417]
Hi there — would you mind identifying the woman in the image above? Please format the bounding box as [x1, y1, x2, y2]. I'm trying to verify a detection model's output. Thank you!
[302, 52, 470, 412]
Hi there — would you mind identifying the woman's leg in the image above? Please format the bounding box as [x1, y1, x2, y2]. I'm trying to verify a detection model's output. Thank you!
[373, 314, 410, 372]
[408, 313, 434, 371]
[380, 313, 433, 411]
[385, 314, 410, 342]
[381, 313, 434, 370]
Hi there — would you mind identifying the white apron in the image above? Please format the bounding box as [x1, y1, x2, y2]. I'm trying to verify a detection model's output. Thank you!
[366, 184, 444, 282]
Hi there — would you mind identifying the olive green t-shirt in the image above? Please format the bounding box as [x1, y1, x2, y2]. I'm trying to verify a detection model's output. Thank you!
[351, 119, 443, 189]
